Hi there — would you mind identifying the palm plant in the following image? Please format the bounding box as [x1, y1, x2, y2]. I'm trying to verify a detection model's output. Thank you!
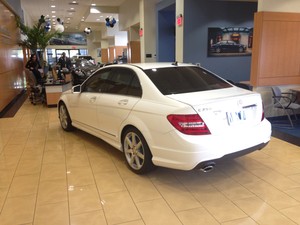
[16, 15, 59, 63]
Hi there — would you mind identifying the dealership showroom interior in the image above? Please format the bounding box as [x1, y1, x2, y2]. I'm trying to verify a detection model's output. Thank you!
[2, 0, 300, 224]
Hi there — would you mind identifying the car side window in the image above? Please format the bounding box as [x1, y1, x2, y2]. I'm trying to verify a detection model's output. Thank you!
[103, 68, 142, 97]
[82, 69, 110, 93]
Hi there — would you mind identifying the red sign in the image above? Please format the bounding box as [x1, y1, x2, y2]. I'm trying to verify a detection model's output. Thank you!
[139, 28, 143, 37]
[177, 14, 183, 26]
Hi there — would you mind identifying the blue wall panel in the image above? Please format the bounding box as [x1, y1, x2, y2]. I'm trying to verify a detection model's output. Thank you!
[183, 1, 257, 82]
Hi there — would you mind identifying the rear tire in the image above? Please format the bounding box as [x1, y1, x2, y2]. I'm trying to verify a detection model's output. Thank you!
[59, 102, 74, 131]
[122, 127, 155, 174]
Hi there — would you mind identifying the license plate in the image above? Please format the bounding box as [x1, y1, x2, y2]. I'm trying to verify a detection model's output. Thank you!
[226, 105, 257, 126]
[226, 111, 246, 126]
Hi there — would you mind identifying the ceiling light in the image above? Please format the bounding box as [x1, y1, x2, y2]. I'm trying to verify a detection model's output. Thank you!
[96, 19, 100, 21]
[91, 3, 96, 6]
[51, 5, 55, 8]
[69, 13, 72, 15]
[51, 11, 56, 13]
[52, 15, 56, 18]
[90, 8, 100, 13]
[70, 7, 74, 10]
[72, 1, 76, 3]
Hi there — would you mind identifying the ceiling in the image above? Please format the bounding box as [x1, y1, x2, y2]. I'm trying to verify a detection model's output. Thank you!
[20, 0, 258, 34]
[20, 0, 126, 33]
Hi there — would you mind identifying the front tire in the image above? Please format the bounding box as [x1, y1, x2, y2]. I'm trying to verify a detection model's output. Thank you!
[122, 127, 154, 174]
[59, 102, 74, 131]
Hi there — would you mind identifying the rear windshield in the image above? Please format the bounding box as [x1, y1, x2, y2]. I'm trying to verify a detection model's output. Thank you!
[144, 66, 232, 95]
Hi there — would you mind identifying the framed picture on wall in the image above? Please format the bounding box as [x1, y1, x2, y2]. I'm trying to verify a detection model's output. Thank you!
[207, 27, 253, 57]
[49, 33, 87, 45]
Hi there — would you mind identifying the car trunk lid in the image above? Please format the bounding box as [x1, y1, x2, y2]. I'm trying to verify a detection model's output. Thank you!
[167, 87, 264, 135]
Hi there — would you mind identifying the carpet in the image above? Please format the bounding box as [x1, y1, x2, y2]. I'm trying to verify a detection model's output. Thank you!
[267, 115, 300, 146]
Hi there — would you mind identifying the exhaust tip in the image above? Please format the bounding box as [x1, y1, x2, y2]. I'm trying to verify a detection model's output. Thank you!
[199, 162, 215, 173]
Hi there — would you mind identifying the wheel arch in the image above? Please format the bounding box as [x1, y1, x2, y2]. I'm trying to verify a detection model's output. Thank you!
[120, 118, 154, 154]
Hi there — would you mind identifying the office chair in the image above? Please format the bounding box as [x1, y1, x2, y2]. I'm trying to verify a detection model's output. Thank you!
[271, 86, 300, 127]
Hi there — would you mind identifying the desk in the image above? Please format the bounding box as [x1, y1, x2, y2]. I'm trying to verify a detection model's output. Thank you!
[44, 82, 72, 106]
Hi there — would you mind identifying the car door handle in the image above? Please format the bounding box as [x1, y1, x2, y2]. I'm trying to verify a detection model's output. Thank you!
[118, 99, 128, 105]
[89, 96, 97, 103]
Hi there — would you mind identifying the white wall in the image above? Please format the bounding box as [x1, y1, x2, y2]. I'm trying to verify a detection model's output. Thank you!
[258, 0, 300, 12]
[119, 0, 140, 31]
[140, 0, 157, 63]
[115, 32, 128, 46]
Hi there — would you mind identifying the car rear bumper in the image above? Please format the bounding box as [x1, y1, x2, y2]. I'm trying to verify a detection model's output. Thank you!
[150, 119, 271, 171]
[193, 141, 269, 170]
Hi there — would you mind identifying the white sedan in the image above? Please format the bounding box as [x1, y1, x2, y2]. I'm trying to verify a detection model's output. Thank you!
[58, 63, 271, 174]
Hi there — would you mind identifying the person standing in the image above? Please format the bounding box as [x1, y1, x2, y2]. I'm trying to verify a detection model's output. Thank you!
[25, 53, 43, 84]
[58, 52, 71, 70]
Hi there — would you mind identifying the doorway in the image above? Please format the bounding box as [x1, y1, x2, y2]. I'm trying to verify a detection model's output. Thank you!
[157, 3, 175, 62]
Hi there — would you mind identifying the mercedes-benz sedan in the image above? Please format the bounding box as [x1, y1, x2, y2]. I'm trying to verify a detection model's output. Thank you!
[58, 63, 271, 174]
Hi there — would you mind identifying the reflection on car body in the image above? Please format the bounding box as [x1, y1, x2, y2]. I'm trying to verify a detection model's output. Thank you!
[58, 63, 271, 174]
[211, 40, 247, 53]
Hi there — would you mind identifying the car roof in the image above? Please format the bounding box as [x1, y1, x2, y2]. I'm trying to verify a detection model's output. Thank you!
[105, 62, 197, 70]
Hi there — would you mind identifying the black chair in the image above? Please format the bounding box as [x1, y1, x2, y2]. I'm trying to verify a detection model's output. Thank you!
[271, 86, 300, 127]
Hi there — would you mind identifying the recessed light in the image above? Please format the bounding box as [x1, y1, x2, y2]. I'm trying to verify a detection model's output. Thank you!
[51, 5, 55, 8]
[70, 7, 74, 10]
[91, 3, 96, 6]
[96, 19, 100, 21]
[52, 15, 56, 18]
[51, 11, 56, 13]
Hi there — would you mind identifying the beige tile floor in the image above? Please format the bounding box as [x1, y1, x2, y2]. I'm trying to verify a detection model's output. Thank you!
[0, 100, 300, 225]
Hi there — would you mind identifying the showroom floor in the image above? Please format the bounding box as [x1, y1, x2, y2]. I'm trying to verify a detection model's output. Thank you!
[0, 100, 300, 225]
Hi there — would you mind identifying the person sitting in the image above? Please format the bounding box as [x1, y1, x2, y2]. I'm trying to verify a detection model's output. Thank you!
[25, 53, 43, 84]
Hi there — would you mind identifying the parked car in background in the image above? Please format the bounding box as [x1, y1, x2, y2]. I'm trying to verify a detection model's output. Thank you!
[58, 63, 271, 174]
[71, 58, 101, 85]
[210, 40, 247, 53]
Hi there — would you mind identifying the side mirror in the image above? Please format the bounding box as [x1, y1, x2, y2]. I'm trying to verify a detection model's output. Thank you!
[72, 85, 81, 93]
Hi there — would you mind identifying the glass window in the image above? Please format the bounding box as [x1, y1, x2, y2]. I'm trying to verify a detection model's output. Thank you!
[103, 68, 142, 97]
[144, 66, 232, 95]
[82, 68, 111, 93]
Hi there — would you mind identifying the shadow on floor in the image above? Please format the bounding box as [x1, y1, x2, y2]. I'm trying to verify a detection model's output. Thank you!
[267, 116, 300, 147]
[0, 90, 28, 118]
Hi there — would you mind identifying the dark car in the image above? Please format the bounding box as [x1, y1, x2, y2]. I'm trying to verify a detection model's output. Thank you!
[71, 59, 101, 85]
[210, 40, 246, 53]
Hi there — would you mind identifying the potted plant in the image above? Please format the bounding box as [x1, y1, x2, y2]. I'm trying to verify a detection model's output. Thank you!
[16, 15, 59, 73]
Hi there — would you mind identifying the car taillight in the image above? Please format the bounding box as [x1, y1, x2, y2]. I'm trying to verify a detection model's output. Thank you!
[167, 114, 211, 135]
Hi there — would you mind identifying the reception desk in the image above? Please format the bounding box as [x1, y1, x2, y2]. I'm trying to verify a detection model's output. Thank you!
[44, 81, 72, 106]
